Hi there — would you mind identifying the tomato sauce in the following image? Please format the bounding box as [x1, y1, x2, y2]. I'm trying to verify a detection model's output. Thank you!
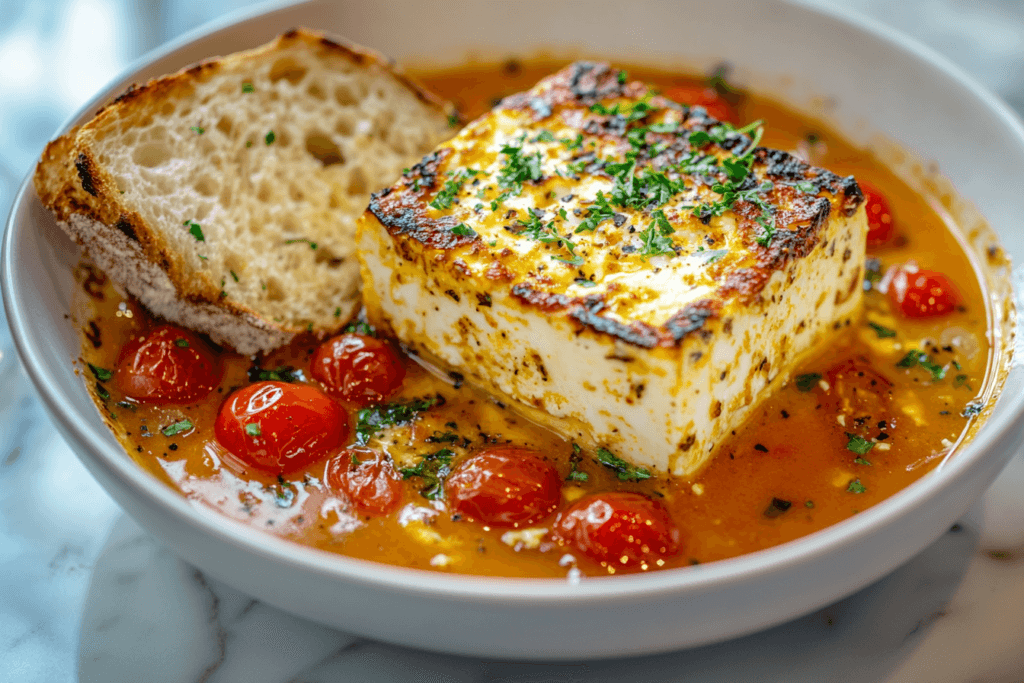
[75, 60, 993, 578]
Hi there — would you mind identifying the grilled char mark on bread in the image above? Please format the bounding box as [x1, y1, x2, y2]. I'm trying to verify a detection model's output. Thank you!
[358, 61, 868, 476]
[34, 28, 458, 355]
[369, 61, 864, 349]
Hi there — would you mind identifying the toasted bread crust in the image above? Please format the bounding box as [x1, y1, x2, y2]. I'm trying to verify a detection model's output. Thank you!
[34, 28, 457, 355]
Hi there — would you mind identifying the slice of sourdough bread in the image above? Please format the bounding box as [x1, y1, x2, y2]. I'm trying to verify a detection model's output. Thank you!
[34, 28, 457, 355]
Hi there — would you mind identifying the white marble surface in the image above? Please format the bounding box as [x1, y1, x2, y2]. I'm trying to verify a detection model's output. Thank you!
[3, 1, 1024, 681]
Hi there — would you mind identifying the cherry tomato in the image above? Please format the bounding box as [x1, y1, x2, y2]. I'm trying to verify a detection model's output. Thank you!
[113, 324, 220, 404]
[325, 448, 403, 516]
[311, 333, 406, 404]
[887, 265, 962, 318]
[859, 182, 895, 246]
[662, 84, 738, 123]
[553, 492, 681, 570]
[825, 358, 894, 420]
[444, 447, 562, 527]
[215, 381, 348, 474]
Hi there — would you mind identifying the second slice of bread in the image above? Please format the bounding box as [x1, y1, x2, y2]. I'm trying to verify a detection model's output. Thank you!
[35, 28, 457, 355]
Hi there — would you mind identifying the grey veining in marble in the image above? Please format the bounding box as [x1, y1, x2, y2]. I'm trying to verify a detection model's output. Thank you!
[3, 1, 1024, 681]
[71, 496, 1024, 682]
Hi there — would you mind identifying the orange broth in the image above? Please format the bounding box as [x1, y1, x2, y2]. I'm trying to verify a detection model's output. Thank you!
[76, 60, 991, 577]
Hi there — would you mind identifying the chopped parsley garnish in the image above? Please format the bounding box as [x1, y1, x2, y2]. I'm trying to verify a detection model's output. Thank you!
[229, 270, 239, 283]
[763, 497, 792, 518]
[566, 442, 589, 482]
[95, 382, 110, 401]
[88, 363, 113, 382]
[425, 430, 460, 444]
[174, 338, 189, 348]
[560, 133, 584, 151]
[689, 121, 776, 245]
[161, 419, 193, 437]
[245, 423, 261, 437]
[676, 151, 719, 176]
[566, 460, 589, 483]
[617, 69, 628, 85]
[190, 126, 205, 135]
[575, 191, 616, 233]
[794, 372, 822, 392]
[794, 180, 817, 193]
[241, 82, 255, 93]
[589, 95, 654, 124]
[868, 322, 896, 338]
[497, 142, 543, 196]
[854, 457, 873, 466]
[248, 365, 305, 383]
[896, 349, 945, 381]
[517, 211, 582, 266]
[532, 129, 556, 143]
[184, 220, 205, 242]
[429, 169, 475, 210]
[265, 130, 276, 145]
[647, 121, 679, 134]
[450, 223, 477, 237]
[637, 209, 675, 259]
[342, 321, 376, 336]
[845, 433, 874, 456]
[847, 479, 867, 494]
[595, 447, 652, 482]
[574, 278, 598, 288]
[688, 119, 761, 148]
[285, 238, 317, 249]
[399, 448, 454, 500]
[355, 396, 442, 445]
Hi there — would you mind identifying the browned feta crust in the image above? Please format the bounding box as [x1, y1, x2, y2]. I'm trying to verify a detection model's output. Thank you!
[358, 62, 867, 476]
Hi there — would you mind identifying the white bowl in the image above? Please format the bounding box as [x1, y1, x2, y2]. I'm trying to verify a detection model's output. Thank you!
[5, 0, 1024, 660]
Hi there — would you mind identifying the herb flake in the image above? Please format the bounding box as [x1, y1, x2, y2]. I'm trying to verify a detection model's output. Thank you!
[184, 220, 205, 242]
[399, 448, 454, 500]
[868, 322, 897, 338]
[794, 372, 822, 392]
[161, 419, 193, 437]
[356, 397, 442, 445]
[595, 447, 652, 482]
[88, 363, 113, 382]
[845, 433, 874, 456]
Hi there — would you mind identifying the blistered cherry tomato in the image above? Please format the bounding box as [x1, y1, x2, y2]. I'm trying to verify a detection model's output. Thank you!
[311, 334, 406, 404]
[887, 266, 962, 318]
[215, 381, 348, 474]
[325, 448, 403, 516]
[444, 447, 561, 527]
[662, 84, 738, 123]
[859, 182, 895, 246]
[113, 324, 220, 404]
[553, 492, 681, 570]
[825, 358, 894, 420]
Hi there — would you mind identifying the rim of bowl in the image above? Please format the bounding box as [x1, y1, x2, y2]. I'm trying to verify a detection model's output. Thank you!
[4, 0, 1024, 604]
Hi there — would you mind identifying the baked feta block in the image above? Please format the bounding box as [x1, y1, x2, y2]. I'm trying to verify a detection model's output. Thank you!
[357, 62, 866, 477]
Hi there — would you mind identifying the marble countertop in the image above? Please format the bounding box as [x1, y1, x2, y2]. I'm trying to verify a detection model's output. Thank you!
[3, 1, 1024, 681]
